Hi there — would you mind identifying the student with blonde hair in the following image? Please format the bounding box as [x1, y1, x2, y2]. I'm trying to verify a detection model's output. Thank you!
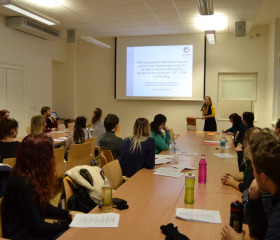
[120, 118, 155, 177]
[87, 107, 105, 146]
[201, 96, 217, 131]
[30, 115, 46, 135]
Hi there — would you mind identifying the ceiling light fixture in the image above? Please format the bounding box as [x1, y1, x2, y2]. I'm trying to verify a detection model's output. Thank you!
[0, 0, 59, 25]
[205, 30, 216, 45]
[197, 0, 213, 15]
[81, 36, 111, 48]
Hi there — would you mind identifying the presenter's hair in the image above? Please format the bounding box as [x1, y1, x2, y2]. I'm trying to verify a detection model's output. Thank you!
[242, 112, 254, 126]
[0, 118, 18, 140]
[89, 108, 102, 126]
[130, 118, 150, 153]
[104, 114, 119, 131]
[41, 106, 50, 115]
[250, 132, 280, 187]
[31, 115, 45, 134]
[73, 116, 87, 144]
[13, 134, 56, 209]
[229, 113, 241, 124]
[150, 114, 166, 134]
[205, 96, 212, 105]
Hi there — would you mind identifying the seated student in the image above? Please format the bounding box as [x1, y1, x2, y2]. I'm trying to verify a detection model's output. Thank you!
[221, 132, 280, 240]
[120, 118, 155, 177]
[222, 113, 246, 146]
[0, 118, 20, 163]
[221, 127, 261, 195]
[66, 116, 92, 150]
[30, 115, 46, 135]
[150, 114, 170, 154]
[41, 106, 58, 132]
[0, 110, 10, 120]
[2, 134, 77, 240]
[275, 119, 280, 139]
[99, 114, 123, 160]
[87, 108, 105, 146]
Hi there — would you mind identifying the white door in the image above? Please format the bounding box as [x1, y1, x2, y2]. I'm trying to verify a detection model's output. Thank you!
[0, 67, 26, 137]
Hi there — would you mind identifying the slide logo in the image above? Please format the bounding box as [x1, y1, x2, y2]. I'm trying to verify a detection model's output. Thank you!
[183, 46, 190, 53]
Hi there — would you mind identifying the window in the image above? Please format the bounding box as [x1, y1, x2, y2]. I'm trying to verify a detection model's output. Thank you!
[218, 73, 257, 120]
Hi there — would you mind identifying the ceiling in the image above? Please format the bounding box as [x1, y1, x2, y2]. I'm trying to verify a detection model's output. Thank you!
[0, 0, 278, 40]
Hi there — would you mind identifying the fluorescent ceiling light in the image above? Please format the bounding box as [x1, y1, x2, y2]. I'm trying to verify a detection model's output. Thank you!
[205, 30, 216, 45]
[0, 0, 59, 25]
[81, 36, 111, 48]
[197, 0, 213, 15]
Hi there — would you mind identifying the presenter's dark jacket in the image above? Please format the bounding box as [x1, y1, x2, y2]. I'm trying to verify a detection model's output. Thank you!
[203, 104, 217, 131]
[99, 131, 124, 160]
[2, 175, 69, 240]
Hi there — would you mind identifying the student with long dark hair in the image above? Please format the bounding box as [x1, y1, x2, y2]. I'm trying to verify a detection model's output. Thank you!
[87, 108, 105, 146]
[66, 116, 92, 149]
[150, 114, 170, 154]
[120, 118, 155, 177]
[2, 134, 77, 240]
[0, 118, 20, 163]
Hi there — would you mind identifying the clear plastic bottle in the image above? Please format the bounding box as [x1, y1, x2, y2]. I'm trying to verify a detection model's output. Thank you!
[101, 179, 113, 213]
[198, 154, 207, 184]
[171, 139, 176, 154]
[185, 172, 195, 204]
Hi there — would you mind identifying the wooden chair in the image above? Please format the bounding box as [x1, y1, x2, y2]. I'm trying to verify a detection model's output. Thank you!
[115, 125, 122, 138]
[63, 176, 75, 209]
[54, 147, 65, 179]
[2, 158, 16, 168]
[57, 123, 66, 131]
[103, 160, 123, 190]
[67, 142, 92, 170]
[67, 122, 75, 132]
[98, 148, 114, 168]
[84, 136, 97, 159]
[186, 117, 197, 131]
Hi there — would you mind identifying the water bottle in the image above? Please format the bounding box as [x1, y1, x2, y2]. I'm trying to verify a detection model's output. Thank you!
[171, 140, 176, 154]
[230, 200, 244, 233]
[101, 179, 113, 213]
[185, 172, 195, 204]
[198, 154, 207, 184]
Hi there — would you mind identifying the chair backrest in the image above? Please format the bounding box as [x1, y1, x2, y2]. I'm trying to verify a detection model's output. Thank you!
[186, 117, 197, 131]
[68, 122, 75, 132]
[0, 198, 3, 237]
[63, 176, 75, 209]
[98, 148, 114, 168]
[2, 158, 16, 168]
[57, 123, 66, 131]
[84, 136, 97, 158]
[53, 147, 65, 179]
[115, 125, 122, 138]
[103, 160, 123, 190]
[67, 142, 92, 170]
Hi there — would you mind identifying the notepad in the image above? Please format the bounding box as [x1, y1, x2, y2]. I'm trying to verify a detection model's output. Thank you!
[176, 208, 222, 224]
[70, 213, 120, 228]
[214, 153, 235, 158]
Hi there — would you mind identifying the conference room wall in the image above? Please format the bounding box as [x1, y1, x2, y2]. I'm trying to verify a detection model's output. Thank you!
[68, 31, 268, 138]
[0, 18, 66, 136]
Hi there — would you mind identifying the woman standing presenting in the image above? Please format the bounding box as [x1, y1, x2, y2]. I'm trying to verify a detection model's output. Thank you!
[201, 96, 217, 131]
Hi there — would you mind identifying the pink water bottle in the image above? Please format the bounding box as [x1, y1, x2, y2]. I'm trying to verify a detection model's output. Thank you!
[198, 154, 207, 184]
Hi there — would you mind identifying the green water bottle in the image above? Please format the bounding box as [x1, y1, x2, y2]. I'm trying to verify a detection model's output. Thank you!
[185, 172, 195, 204]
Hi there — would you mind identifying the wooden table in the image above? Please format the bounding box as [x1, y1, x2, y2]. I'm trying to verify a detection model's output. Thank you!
[58, 131, 256, 240]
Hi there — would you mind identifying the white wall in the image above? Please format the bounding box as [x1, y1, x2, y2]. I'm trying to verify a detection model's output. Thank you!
[58, 31, 268, 138]
[0, 17, 66, 135]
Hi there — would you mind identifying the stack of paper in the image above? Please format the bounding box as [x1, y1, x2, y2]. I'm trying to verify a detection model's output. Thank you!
[171, 164, 197, 171]
[176, 208, 222, 224]
[70, 213, 120, 228]
[214, 153, 235, 158]
[177, 152, 198, 156]
[155, 155, 173, 165]
[153, 167, 183, 178]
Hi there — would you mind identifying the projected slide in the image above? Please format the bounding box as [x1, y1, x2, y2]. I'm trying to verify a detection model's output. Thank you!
[126, 45, 193, 97]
